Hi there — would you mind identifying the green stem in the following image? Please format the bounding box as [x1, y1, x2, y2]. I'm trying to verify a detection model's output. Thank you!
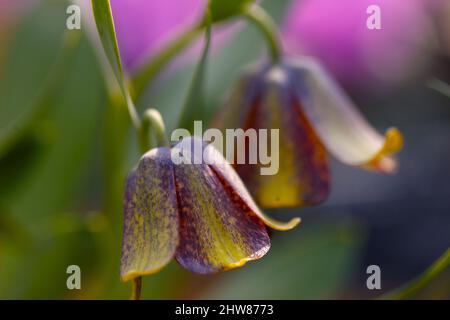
[382, 249, 450, 300]
[242, 4, 282, 63]
[139, 108, 170, 153]
[131, 277, 142, 300]
[176, 10, 212, 132]
[132, 24, 203, 99]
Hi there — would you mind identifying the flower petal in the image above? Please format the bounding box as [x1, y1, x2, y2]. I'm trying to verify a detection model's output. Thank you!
[210, 64, 267, 129]
[239, 67, 330, 208]
[288, 58, 403, 172]
[120, 148, 179, 282]
[172, 138, 271, 274]
[188, 137, 301, 230]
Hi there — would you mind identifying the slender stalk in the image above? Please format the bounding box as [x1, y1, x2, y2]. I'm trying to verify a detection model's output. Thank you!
[132, 24, 203, 99]
[242, 4, 282, 63]
[176, 10, 212, 132]
[382, 249, 450, 300]
[140, 108, 170, 153]
[131, 277, 142, 300]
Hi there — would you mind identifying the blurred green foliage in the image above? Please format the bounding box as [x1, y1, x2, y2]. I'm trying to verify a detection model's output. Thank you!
[0, 0, 107, 299]
[0, 2, 66, 158]
[0, 0, 366, 300]
[3, 0, 445, 300]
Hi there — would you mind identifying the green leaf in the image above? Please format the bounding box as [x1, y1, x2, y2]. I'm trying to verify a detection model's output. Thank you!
[383, 249, 450, 300]
[91, 0, 140, 128]
[90, 0, 125, 92]
[209, 0, 254, 22]
[176, 11, 212, 133]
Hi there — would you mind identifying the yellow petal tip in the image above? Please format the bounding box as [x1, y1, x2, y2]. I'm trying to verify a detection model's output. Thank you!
[263, 216, 301, 231]
[222, 245, 271, 271]
[364, 127, 404, 173]
[384, 127, 404, 154]
[286, 217, 302, 230]
[121, 266, 166, 283]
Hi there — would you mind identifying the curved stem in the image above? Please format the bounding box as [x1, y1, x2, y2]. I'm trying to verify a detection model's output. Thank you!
[132, 24, 203, 99]
[382, 249, 450, 300]
[131, 277, 142, 300]
[242, 4, 282, 63]
[139, 108, 170, 153]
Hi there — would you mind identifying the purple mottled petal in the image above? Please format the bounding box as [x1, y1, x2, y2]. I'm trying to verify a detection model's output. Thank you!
[238, 66, 330, 207]
[172, 138, 271, 274]
[288, 58, 403, 172]
[120, 148, 179, 282]
[214, 65, 330, 208]
[210, 64, 264, 129]
[175, 137, 300, 230]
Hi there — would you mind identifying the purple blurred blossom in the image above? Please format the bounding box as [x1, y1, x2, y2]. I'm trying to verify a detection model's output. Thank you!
[281, 0, 441, 88]
[110, 0, 206, 71]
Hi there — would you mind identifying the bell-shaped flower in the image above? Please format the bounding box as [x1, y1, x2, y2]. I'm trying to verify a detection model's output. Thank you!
[120, 137, 299, 281]
[214, 58, 403, 208]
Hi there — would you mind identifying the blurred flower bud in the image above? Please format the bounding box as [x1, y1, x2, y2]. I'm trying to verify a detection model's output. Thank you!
[214, 58, 403, 208]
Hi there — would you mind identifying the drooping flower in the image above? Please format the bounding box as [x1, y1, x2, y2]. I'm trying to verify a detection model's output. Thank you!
[214, 58, 403, 208]
[281, 0, 437, 88]
[120, 136, 299, 281]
